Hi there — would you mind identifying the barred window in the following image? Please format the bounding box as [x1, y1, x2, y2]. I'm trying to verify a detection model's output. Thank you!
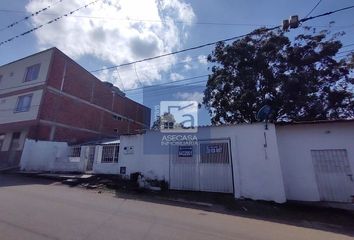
[69, 146, 81, 158]
[101, 144, 119, 163]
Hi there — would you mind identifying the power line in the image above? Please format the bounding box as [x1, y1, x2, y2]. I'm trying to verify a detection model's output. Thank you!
[0, 9, 278, 27]
[0, 0, 65, 32]
[91, 5, 354, 74]
[124, 75, 209, 93]
[0, 0, 100, 46]
[90, 26, 280, 73]
[127, 80, 207, 98]
[300, 5, 354, 24]
[305, 0, 323, 18]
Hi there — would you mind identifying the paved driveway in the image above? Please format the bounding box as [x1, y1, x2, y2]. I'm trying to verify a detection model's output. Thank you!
[0, 174, 352, 240]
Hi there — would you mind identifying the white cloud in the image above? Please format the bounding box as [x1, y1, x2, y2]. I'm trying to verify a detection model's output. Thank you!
[198, 55, 208, 64]
[170, 72, 184, 81]
[26, 0, 195, 89]
[174, 91, 204, 103]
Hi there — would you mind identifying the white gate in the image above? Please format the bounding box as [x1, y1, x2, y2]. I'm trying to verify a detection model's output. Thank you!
[312, 149, 354, 202]
[170, 140, 233, 193]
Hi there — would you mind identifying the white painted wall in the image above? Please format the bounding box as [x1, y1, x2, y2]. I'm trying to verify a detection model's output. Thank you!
[276, 122, 354, 202]
[0, 49, 52, 95]
[116, 123, 286, 203]
[20, 139, 86, 172]
[0, 89, 43, 124]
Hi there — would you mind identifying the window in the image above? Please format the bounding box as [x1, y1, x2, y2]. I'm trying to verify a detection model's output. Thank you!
[0, 134, 5, 151]
[24, 64, 40, 82]
[112, 115, 122, 120]
[15, 94, 32, 112]
[68, 146, 81, 157]
[163, 121, 174, 129]
[101, 144, 119, 163]
[10, 132, 21, 151]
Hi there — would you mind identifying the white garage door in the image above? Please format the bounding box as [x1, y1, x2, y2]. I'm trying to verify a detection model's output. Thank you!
[312, 149, 354, 202]
[169, 140, 233, 193]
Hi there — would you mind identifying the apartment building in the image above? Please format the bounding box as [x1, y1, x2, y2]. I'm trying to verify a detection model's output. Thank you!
[0, 47, 150, 169]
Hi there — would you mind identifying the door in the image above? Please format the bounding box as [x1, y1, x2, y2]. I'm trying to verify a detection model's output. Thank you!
[199, 142, 233, 193]
[86, 146, 96, 171]
[170, 145, 199, 191]
[169, 140, 233, 193]
[312, 149, 354, 202]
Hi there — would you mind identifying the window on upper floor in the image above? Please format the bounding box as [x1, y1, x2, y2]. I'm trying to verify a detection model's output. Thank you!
[15, 94, 33, 113]
[24, 64, 40, 82]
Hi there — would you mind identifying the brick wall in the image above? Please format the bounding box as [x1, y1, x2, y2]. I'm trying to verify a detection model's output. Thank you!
[37, 48, 150, 143]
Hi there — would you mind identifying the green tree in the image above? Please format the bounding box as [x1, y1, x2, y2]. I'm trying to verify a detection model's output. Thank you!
[203, 28, 354, 124]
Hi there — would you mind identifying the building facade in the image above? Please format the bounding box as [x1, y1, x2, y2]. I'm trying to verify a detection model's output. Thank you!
[0, 48, 150, 169]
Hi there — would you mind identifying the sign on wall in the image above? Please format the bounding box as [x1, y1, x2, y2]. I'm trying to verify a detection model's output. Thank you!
[123, 146, 134, 154]
[178, 146, 193, 157]
[206, 145, 223, 154]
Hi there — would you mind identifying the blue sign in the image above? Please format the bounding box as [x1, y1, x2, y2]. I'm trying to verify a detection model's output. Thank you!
[178, 146, 193, 157]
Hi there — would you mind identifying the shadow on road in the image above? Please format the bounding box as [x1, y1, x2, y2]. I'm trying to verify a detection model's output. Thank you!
[111, 186, 354, 237]
[0, 173, 58, 188]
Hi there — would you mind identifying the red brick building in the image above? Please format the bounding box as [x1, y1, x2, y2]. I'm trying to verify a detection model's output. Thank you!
[0, 47, 150, 169]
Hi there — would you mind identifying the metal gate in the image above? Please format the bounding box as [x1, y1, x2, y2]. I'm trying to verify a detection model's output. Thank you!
[170, 140, 233, 193]
[312, 149, 354, 202]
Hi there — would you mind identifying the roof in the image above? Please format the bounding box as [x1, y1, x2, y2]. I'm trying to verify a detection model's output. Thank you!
[275, 118, 354, 126]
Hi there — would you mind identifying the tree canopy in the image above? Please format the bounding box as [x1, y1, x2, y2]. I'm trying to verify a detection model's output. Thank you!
[203, 28, 354, 124]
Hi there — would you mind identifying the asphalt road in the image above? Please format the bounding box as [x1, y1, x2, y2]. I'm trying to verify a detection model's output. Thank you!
[0, 174, 352, 240]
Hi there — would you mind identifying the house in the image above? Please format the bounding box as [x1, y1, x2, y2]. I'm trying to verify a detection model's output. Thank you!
[101, 120, 354, 204]
[19, 119, 354, 204]
[0, 48, 150, 170]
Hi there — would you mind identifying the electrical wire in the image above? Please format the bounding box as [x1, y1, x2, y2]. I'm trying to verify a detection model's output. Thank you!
[304, 0, 323, 18]
[91, 5, 354, 74]
[0, 0, 100, 46]
[90, 26, 280, 73]
[0, 0, 65, 32]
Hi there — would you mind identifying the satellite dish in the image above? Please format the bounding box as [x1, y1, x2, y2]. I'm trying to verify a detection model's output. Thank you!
[256, 105, 272, 130]
[256, 105, 272, 121]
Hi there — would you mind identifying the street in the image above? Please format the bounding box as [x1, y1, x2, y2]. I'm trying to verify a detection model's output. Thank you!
[0, 174, 352, 240]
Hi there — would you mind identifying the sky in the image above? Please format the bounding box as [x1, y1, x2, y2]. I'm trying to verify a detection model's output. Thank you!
[0, 0, 354, 126]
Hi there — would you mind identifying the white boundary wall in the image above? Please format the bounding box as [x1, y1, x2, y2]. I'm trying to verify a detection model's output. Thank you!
[20, 139, 87, 172]
[116, 123, 286, 203]
[276, 121, 354, 202]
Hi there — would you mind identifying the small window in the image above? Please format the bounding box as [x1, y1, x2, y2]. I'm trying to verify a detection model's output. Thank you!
[163, 121, 174, 129]
[112, 115, 122, 121]
[114, 129, 118, 133]
[68, 146, 81, 158]
[15, 94, 32, 112]
[0, 134, 5, 151]
[24, 64, 40, 82]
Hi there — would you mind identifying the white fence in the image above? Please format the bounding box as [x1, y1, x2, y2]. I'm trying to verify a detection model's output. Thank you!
[20, 140, 88, 173]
